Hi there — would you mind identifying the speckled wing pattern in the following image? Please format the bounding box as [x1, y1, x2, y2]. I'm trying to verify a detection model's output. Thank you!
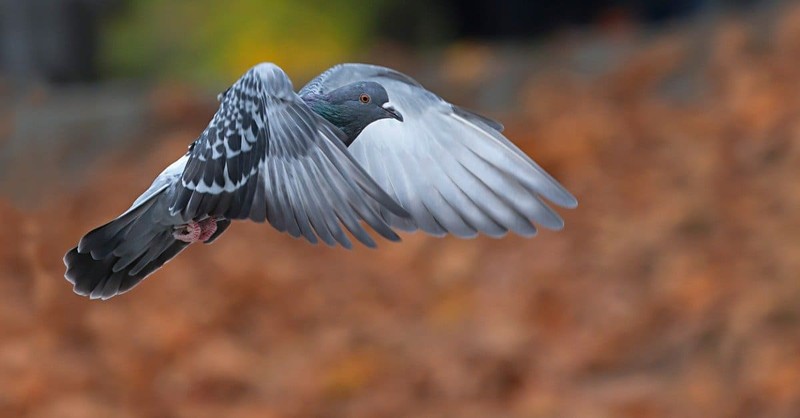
[170, 63, 408, 248]
[301, 63, 578, 239]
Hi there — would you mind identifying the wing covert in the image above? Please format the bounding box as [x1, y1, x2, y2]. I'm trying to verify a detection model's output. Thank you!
[171, 63, 408, 248]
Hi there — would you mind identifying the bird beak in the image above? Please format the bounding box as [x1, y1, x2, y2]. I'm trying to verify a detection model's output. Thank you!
[382, 103, 403, 122]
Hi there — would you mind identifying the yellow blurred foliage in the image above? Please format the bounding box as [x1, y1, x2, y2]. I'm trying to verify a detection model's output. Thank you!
[101, 0, 384, 84]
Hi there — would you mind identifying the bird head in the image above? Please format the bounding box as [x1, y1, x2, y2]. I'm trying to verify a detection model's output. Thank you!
[329, 81, 403, 122]
[311, 81, 403, 143]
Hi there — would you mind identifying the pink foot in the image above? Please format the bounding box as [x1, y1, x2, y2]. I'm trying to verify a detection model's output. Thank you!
[173, 217, 219, 243]
[197, 217, 218, 242]
[173, 221, 201, 243]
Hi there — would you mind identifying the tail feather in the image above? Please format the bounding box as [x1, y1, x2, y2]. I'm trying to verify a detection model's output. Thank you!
[111, 229, 166, 273]
[65, 240, 189, 299]
[65, 192, 193, 300]
[129, 231, 176, 275]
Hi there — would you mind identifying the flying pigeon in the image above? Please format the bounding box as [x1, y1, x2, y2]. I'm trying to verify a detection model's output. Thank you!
[64, 62, 578, 300]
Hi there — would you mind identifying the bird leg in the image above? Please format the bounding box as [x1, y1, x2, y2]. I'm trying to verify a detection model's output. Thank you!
[197, 217, 219, 242]
[173, 221, 201, 243]
[173, 217, 219, 243]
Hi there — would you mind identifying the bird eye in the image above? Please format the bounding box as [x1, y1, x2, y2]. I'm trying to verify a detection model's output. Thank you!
[359, 93, 371, 104]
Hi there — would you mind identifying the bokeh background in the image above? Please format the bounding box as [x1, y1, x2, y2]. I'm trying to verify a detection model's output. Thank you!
[2, 0, 800, 417]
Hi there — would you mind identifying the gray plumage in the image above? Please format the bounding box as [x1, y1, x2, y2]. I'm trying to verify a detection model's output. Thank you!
[64, 62, 577, 300]
[301, 63, 577, 237]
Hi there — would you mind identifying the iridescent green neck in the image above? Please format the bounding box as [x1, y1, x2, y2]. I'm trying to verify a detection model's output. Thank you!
[302, 94, 363, 145]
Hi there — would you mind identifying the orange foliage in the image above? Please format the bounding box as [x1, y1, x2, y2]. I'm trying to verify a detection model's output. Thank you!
[4, 6, 800, 417]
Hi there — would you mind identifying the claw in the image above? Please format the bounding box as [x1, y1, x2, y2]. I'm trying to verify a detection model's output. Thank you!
[173, 217, 220, 244]
[173, 221, 201, 243]
[198, 217, 219, 242]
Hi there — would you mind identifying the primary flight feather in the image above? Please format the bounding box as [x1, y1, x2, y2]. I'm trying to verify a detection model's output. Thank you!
[64, 62, 577, 300]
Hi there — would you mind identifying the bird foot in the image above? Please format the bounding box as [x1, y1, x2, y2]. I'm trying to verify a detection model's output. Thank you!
[173, 217, 219, 243]
[197, 217, 218, 242]
[173, 221, 201, 243]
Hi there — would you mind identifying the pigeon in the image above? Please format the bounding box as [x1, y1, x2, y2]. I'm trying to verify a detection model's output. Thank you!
[64, 62, 578, 300]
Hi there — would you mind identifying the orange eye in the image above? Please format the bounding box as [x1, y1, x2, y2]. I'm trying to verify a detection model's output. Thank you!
[359, 93, 371, 104]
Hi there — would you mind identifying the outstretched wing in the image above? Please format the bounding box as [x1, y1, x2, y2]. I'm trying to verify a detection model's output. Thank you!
[171, 63, 408, 248]
[300, 63, 577, 238]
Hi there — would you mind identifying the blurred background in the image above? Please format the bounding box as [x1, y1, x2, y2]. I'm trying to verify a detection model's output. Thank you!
[1, 0, 800, 417]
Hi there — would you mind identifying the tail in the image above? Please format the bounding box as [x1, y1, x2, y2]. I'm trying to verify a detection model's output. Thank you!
[64, 190, 230, 300]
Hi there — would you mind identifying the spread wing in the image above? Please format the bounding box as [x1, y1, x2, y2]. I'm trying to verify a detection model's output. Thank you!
[170, 63, 408, 248]
[300, 63, 577, 238]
